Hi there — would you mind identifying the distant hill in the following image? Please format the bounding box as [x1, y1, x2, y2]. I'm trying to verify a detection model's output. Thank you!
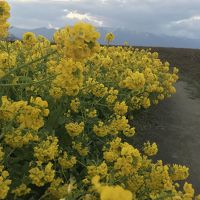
[9, 26, 55, 41]
[7, 33, 19, 41]
[9, 26, 200, 49]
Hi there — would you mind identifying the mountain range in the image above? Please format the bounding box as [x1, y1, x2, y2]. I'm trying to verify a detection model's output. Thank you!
[9, 26, 200, 49]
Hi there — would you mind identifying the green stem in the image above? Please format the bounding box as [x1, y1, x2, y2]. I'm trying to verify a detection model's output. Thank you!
[0, 132, 5, 140]
[77, 160, 87, 168]
[38, 193, 50, 200]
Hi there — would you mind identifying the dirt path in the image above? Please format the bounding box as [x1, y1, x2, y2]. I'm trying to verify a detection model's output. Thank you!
[132, 80, 200, 191]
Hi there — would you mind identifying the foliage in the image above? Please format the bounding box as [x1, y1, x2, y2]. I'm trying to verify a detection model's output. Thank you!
[105, 32, 115, 44]
[0, 0, 10, 39]
[0, 1, 199, 200]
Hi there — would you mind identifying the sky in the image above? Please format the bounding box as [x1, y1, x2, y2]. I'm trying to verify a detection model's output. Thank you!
[6, 0, 200, 39]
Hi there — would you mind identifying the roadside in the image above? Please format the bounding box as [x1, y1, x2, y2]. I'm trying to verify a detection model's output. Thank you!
[131, 47, 200, 192]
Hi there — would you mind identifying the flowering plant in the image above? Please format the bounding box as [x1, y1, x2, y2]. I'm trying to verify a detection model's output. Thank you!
[0, 1, 199, 200]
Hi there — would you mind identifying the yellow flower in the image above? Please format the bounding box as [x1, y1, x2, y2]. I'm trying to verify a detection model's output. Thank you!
[183, 182, 194, 199]
[143, 141, 158, 156]
[173, 67, 179, 74]
[72, 142, 89, 156]
[29, 162, 55, 187]
[30, 96, 49, 116]
[54, 22, 100, 61]
[157, 94, 165, 100]
[0, 69, 5, 78]
[0, 97, 49, 131]
[12, 184, 31, 198]
[168, 86, 176, 94]
[93, 121, 109, 137]
[22, 32, 37, 46]
[106, 88, 118, 104]
[103, 151, 118, 162]
[124, 41, 129, 46]
[109, 115, 129, 133]
[113, 101, 128, 116]
[65, 122, 84, 137]
[34, 136, 59, 162]
[92, 176, 132, 200]
[100, 186, 132, 200]
[195, 195, 200, 200]
[114, 142, 142, 176]
[170, 164, 189, 181]
[91, 82, 108, 97]
[87, 109, 97, 118]
[0, 165, 11, 200]
[105, 32, 115, 44]
[4, 129, 39, 149]
[146, 160, 173, 192]
[87, 162, 108, 178]
[50, 58, 84, 98]
[142, 97, 151, 109]
[70, 98, 80, 113]
[47, 178, 76, 199]
[102, 56, 113, 68]
[58, 152, 77, 169]
[119, 70, 146, 90]
[123, 126, 135, 137]
[17, 106, 45, 131]
[127, 174, 144, 194]
[0, 0, 10, 38]
[0, 147, 4, 161]
[0, 52, 16, 71]
[30, 96, 48, 108]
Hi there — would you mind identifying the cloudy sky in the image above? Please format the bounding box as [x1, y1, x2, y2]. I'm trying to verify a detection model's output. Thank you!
[6, 0, 200, 39]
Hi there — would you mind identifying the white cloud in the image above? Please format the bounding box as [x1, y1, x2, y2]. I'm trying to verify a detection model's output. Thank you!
[10, 0, 39, 2]
[10, 0, 82, 2]
[172, 16, 200, 25]
[48, 23, 59, 30]
[65, 11, 103, 26]
[164, 15, 200, 39]
[6, 0, 200, 39]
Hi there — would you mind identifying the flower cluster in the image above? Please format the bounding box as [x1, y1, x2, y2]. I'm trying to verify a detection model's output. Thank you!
[143, 141, 158, 156]
[12, 184, 31, 198]
[65, 122, 85, 137]
[0, 165, 11, 200]
[50, 58, 84, 98]
[0, 96, 49, 130]
[105, 32, 115, 44]
[58, 152, 77, 169]
[34, 136, 59, 162]
[54, 22, 100, 61]
[0, 2, 199, 199]
[0, 0, 10, 38]
[87, 46, 179, 110]
[92, 175, 133, 200]
[29, 162, 55, 187]
[0, 147, 11, 200]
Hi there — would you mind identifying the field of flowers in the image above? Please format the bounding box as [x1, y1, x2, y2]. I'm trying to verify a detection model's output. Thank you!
[0, 1, 199, 199]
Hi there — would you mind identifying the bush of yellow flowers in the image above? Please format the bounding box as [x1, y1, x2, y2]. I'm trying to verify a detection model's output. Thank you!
[0, 1, 199, 199]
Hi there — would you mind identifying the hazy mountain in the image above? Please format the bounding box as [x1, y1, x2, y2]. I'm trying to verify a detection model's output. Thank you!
[7, 33, 19, 41]
[97, 27, 200, 49]
[9, 26, 55, 41]
[9, 26, 200, 49]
